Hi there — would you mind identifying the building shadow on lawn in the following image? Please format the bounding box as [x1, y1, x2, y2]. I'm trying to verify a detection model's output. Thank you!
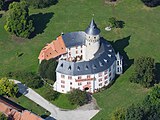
[29, 12, 54, 39]
[155, 63, 160, 84]
[110, 35, 134, 72]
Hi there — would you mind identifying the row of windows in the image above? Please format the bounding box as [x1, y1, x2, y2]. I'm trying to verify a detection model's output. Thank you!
[68, 46, 83, 51]
[68, 50, 83, 56]
[61, 75, 91, 79]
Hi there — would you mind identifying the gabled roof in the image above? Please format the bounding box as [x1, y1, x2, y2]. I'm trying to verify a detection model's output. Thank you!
[85, 19, 100, 35]
[38, 36, 67, 61]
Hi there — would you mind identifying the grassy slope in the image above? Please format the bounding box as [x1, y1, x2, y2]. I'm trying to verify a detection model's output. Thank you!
[0, 0, 160, 119]
[11, 95, 50, 118]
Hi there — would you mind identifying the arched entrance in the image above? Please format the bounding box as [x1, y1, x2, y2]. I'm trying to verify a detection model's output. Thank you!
[83, 84, 91, 92]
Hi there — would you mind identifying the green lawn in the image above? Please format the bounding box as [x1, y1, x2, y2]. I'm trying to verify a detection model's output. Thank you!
[0, 0, 160, 119]
[34, 84, 77, 110]
[11, 95, 50, 118]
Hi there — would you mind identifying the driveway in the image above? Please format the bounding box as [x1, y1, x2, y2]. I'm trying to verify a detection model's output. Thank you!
[13, 80, 99, 120]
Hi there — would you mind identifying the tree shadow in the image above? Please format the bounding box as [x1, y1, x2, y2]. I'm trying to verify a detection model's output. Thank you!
[116, 20, 125, 28]
[29, 12, 54, 38]
[155, 63, 160, 84]
[0, 14, 2, 18]
[110, 35, 134, 72]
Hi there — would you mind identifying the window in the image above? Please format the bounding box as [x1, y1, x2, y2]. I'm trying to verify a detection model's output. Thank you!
[61, 74, 65, 78]
[76, 51, 78, 54]
[81, 50, 83, 53]
[61, 85, 65, 88]
[68, 76, 72, 80]
[94, 36, 96, 39]
[99, 78, 102, 82]
[99, 72, 102, 77]
[87, 82, 91, 84]
[70, 82, 72, 85]
[87, 75, 90, 79]
[70, 87, 72, 90]
[69, 52, 71, 56]
[61, 80, 65, 84]
[104, 76, 108, 80]
[105, 80, 108, 84]
[117, 61, 119, 65]
[117, 67, 119, 72]
[99, 83, 102, 86]
[109, 68, 111, 72]
[78, 82, 82, 86]
[78, 76, 82, 79]
[76, 46, 78, 49]
[109, 73, 111, 77]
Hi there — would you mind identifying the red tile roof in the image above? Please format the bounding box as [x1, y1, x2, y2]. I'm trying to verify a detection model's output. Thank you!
[38, 36, 67, 61]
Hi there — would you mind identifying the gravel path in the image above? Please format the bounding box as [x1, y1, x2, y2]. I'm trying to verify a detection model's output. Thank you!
[13, 80, 99, 120]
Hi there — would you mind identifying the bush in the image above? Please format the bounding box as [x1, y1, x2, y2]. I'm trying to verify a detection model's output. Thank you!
[4, 1, 34, 38]
[141, 0, 160, 7]
[44, 88, 60, 101]
[68, 89, 88, 106]
[0, 77, 18, 97]
[129, 56, 155, 88]
[39, 59, 58, 82]
[108, 17, 125, 28]
[6, 71, 43, 89]
[23, 0, 58, 9]
[0, 0, 4, 10]
[0, 112, 7, 120]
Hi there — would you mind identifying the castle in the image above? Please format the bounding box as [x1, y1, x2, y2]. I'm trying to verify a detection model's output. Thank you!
[38, 19, 123, 93]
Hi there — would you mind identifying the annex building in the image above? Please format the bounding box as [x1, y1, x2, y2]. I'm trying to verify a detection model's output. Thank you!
[38, 19, 123, 93]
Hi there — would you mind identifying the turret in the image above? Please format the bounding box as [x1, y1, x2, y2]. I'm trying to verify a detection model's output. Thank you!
[84, 19, 101, 61]
[116, 52, 123, 74]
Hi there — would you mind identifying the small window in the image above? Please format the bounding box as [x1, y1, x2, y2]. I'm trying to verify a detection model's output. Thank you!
[76, 51, 78, 54]
[68, 76, 72, 80]
[87, 75, 90, 79]
[61, 85, 65, 88]
[99, 78, 102, 82]
[61, 75, 65, 78]
[70, 82, 72, 85]
[61, 80, 65, 84]
[104, 76, 108, 80]
[78, 76, 82, 79]
[104, 70, 108, 75]
[117, 61, 119, 65]
[105, 80, 108, 84]
[78, 82, 82, 86]
[99, 83, 102, 86]
[70, 87, 72, 90]
[77, 66, 80, 71]
[87, 82, 91, 84]
[94, 36, 96, 39]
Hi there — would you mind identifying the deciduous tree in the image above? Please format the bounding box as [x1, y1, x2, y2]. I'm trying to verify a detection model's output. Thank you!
[4, 1, 34, 38]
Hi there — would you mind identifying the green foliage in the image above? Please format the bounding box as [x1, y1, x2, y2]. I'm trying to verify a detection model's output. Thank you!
[141, 0, 160, 7]
[23, 0, 58, 9]
[44, 87, 60, 101]
[4, 1, 34, 38]
[0, 77, 18, 97]
[68, 89, 88, 106]
[6, 71, 43, 89]
[111, 108, 125, 120]
[108, 17, 125, 28]
[0, 112, 7, 120]
[39, 59, 57, 82]
[130, 57, 155, 87]
[0, 0, 4, 10]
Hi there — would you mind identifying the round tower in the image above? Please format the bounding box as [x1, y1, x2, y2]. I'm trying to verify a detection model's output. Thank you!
[84, 19, 101, 61]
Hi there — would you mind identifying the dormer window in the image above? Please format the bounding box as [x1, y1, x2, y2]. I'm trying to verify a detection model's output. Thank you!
[85, 65, 89, 70]
[77, 66, 80, 71]
[93, 64, 97, 69]
[104, 59, 108, 63]
[99, 61, 103, 66]
[68, 66, 71, 70]
[108, 54, 111, 58]
[61, 63, 63, 67]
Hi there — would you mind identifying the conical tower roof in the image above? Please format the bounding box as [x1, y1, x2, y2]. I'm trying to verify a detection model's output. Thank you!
[85, 19, 100, 35]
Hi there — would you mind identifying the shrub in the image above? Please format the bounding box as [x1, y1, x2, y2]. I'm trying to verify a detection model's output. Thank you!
[0, 0, 4, 10]
[44, 88, 60, 101]
[23, 0, 58, 9]
[39, 59, 57, 82]
[68, 89, 88, 106]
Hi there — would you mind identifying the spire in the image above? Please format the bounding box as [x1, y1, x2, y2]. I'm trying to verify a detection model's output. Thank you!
[85, 18, 100, 35]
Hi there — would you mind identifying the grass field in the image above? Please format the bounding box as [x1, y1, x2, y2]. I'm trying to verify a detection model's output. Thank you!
[0, 0, 160, 119]
[11, 95, 50, 118]
[34, 84, 77, 110]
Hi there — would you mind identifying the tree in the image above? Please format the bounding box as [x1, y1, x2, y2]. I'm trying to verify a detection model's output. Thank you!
[0, 78, 18, 97]
[23, 0, 58, 9]
[68, 89, 88, 106]
[39, 59, 58, 81]
[108, 17, 125, 28]
[4, 1, 34, 38]
[130, 57, 155, 87]
[111, 108, 125, 120]
[125, 104, 145, 120]
[44, 87, 60, 101]
[0, 0, 4, 10]
[141, 0, 160, 7]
